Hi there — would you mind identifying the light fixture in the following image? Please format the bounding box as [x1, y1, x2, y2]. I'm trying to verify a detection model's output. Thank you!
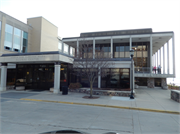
[129, 49, 134, 58]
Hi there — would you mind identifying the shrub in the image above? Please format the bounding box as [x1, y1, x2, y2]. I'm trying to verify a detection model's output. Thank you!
[69, 83, 82, 89]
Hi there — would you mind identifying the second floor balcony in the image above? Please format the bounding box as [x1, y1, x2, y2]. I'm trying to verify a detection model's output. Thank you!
[134, 67, 175, 78]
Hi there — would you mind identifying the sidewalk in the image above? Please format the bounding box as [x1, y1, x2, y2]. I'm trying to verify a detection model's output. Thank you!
[2, 88, 180, 114]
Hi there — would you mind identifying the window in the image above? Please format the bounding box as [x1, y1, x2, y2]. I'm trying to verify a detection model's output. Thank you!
[4, 24, 13, 50]
[113, 43, 129, 58]
[101, 68, 130, 89]
[13, 28, 21, 52]
[132, 42, 149, 67]
[22, 32, 28, 53]
[58, 41, 62, 51]
[70, 47, 75, 56]
[64, 43, 68, 54]
[95, 44, 110, 58]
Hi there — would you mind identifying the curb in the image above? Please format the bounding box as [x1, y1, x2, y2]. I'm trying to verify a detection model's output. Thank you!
[20, 98, 180, 115]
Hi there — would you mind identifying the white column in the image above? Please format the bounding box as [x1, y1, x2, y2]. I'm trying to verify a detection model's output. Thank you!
[172, 34, 175, 76]
[167, 41, 169, 74]
[61, 40, 64, 53]
[0, 63, 7, 91]
[111, 37, 113, 58]
[77, 40, 79, 57]
[53, 62, 61, 94]
[150, 35, 152, 74]
[98, 67, 101, 88]
[163, 45, 165, 74]
[157, 50, 159, 66]
[159, 48, 161, 69]
[93, 38, 95, 59]
[155, 53, 156, 67]
[130, 36, 132, 50]
[68, 46, 70, 55]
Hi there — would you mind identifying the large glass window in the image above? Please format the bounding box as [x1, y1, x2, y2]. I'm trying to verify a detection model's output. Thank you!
[95, 44, 110, 58]
[135, 77, 147, 86]
[64, 43, 68, 54]
[13, 28, 21, 52]
[22, 32, 28, 53]
[70, 47, 75, 56]
[132, 42, 149, 67]
[4, 24, 13, 50]
[82, 44, 93, 59]
[113, 43, 129, 58]
[101, 68, 130, 89]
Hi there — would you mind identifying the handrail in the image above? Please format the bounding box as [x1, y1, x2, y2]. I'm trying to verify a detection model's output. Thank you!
[134, 67, 170, 74]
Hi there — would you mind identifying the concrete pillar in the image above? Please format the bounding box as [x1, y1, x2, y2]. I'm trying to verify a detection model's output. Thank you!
[172, 34, 175, 76]
[53, 62, 61, 94]
[167, 41, 169, 74]
[61, 40, 64, 53]
[155, 53, 156, 67]
[0, 63, 7, 91]
[129, 36, 132, 50]
[159, 48, 161, 69]
[68, 46, 70, 55]
[150, 35, 152, 74]
[163, 45, 165, 74]
[157, 50, 159, 66]
[111, 37, 113, 58]
[77, 40, 79, 57]
[98, 67, 101, 88]
[93, 38, 95, 59]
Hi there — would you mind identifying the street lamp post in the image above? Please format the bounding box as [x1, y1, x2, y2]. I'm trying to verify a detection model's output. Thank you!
[129, 49, 134, 99]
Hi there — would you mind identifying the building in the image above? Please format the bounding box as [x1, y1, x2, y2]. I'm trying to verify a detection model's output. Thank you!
[0, 11, 75, 93]
[62, 28, 175, 89]
[0, 11, 176, 93]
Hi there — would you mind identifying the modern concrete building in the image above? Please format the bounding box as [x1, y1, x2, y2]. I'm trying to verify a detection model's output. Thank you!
[0, 11, 75, 93]
[0, 11, 176, 93]
[63, 28, 175, 89]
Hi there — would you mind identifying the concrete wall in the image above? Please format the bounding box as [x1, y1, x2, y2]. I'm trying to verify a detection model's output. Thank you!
[27, 17, 42, 52]
[41, 17, 58, 51]
[27, 17, 58, 52]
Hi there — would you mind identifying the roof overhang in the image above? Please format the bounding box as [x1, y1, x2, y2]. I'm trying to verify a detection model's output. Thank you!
[0, 51, 74, 64]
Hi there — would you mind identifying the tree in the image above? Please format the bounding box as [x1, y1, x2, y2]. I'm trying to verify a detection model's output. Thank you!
[71, 39, 114, 98]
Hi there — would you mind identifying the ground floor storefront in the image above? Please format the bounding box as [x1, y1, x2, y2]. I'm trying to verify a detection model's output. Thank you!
[6, 64, 131, 91]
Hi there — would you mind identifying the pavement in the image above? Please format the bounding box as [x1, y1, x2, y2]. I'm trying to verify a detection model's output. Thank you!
[1, 88, 180, 114]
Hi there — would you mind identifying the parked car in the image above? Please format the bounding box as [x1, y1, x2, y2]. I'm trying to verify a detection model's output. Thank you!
[110, 79, 118, 85]
[16, 78, 26, 83]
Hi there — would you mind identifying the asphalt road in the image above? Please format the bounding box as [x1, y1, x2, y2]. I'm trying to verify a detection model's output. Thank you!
[0, 93, 180, 134]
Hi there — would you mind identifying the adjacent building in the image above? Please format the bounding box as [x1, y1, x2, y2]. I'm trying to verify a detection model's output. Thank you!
[0, 11, 176, 93]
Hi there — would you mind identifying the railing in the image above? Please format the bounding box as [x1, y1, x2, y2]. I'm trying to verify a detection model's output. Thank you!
[134, 67, 171, 75]
[135, 67, 150, 74]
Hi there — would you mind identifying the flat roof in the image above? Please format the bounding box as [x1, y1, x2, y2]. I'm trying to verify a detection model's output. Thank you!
[62, 31, 174, 40]
[1, 51, 73, 58]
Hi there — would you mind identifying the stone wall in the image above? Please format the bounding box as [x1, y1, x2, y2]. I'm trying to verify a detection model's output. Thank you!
[147, 78, 154, 88]
[69, 88, 135, 97]
[171, 90, 180, 103]
[161, 78, 167, 87]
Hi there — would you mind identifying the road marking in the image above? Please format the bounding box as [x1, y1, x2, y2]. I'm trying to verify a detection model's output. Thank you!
[20, 98, 180, 115]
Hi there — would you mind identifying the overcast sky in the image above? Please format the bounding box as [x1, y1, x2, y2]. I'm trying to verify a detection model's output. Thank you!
[0, 0, 180, 81]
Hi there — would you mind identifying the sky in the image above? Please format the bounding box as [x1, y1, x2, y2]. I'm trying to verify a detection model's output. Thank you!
[0, 0, 180, 83]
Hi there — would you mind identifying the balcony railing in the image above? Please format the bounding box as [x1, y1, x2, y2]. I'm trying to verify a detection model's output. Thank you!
[134, 67, 170, 75]
[135, 67, 150, 74]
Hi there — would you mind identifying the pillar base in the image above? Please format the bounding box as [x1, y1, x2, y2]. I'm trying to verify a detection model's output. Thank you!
[0, 87, 6, 92]
[53, 88, 59, 94]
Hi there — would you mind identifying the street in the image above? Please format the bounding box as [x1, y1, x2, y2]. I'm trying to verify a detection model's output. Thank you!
[0, 92, 180, 134]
